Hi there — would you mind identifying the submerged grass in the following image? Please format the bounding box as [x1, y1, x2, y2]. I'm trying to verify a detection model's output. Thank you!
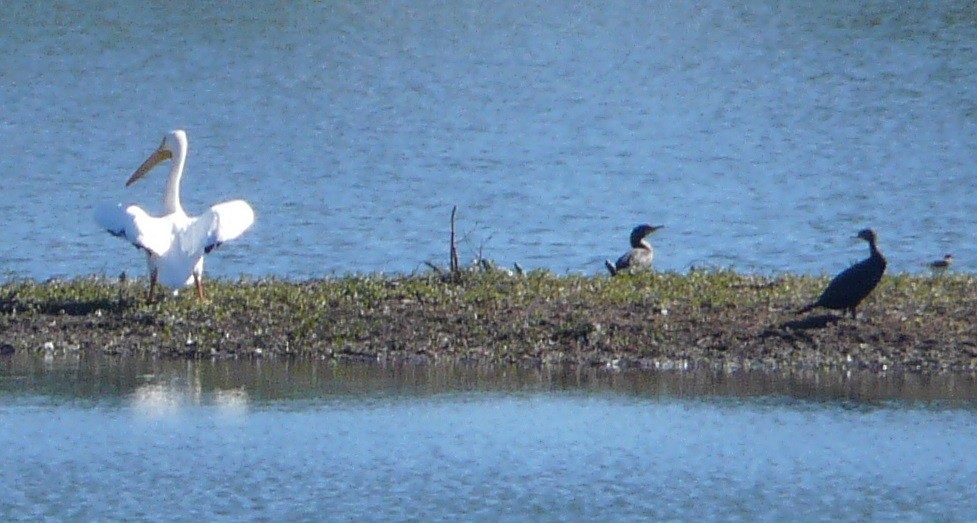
[1, 270, 976, 372]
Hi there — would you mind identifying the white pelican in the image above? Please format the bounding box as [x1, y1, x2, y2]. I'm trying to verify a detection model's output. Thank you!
[95, 130, 254, 300]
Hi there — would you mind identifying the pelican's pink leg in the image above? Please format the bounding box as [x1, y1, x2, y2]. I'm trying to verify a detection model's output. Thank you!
[194, 274, 205, 300]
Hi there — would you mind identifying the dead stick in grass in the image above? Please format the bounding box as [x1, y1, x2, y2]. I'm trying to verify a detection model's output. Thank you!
[450, 205, 460, 273]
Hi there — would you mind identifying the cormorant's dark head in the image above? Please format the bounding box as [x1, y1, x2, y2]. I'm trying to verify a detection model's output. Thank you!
[856, 228, 877, 244]
[630, 224, 663, 246]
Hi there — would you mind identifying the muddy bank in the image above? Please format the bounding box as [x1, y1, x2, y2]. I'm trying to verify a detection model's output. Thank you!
[1, 271, 975, 373]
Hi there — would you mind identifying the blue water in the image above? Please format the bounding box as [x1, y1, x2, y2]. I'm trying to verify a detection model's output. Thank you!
[5, 5, 977, 517]
[2, 1, 976, 282]
[2, 357, 977, 521]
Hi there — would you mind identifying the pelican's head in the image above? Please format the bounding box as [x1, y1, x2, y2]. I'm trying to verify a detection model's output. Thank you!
[855, 228, 877, 244]
[126, 130, 188, 186]
[630, 224, 663, 246]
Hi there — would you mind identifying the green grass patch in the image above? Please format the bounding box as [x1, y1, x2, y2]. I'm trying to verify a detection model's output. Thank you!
[2, 270, 976, 372]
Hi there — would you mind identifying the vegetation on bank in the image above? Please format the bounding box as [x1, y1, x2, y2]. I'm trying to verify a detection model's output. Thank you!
[1, 269, 976, 372]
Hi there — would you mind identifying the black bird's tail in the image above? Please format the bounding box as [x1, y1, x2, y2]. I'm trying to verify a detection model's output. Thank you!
[796, 303, 816, 315]
[604, 259, 618, 276]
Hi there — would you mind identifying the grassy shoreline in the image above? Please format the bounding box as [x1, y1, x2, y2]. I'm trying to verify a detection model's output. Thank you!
[1, 270, 975, 373]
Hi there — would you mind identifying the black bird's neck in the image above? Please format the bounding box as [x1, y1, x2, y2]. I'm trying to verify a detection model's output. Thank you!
[631, 236, 650, 249]
[867, 238, 884, 261]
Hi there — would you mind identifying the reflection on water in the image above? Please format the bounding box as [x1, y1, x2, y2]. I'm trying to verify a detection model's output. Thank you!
[130, 381, 248, 420]
[3, 351, 977, 405]
[2, 354, 977, 521]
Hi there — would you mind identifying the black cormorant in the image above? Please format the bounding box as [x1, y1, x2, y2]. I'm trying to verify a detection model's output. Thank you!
[605, 224, 663, 276]
[797, 228, 886, 319]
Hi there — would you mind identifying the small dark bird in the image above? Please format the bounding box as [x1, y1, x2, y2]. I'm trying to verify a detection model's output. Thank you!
[605, 224, 663, 276]
[929, 253, 953, 271]
[798, 228, 886, 319]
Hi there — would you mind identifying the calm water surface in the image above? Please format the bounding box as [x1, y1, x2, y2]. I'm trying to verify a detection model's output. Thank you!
[2, 355, 977, 521]
[2, 1, 977, 282]
[4, 3, 977, 519]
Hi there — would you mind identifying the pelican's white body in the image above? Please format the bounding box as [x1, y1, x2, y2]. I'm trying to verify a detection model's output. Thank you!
[95, 130, 254, 294]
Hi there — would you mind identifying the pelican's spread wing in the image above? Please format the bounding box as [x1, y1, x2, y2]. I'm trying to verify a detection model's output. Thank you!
[94, 202, 174, 256]
[189, 200, 255, 254]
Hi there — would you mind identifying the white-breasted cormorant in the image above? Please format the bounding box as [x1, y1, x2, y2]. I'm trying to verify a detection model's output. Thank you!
[797, 228, 886, 319]
[605, 224, 663, 276]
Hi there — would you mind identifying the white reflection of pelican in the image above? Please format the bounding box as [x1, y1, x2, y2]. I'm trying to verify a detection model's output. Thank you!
[130, 366, 249, 419]
[131, 383, 183, 418]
